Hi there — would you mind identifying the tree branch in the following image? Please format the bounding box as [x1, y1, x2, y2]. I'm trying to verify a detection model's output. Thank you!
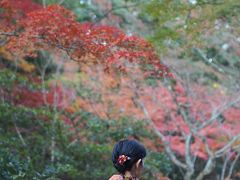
[226, 153, 240, 180]
[131, 86, 188, 169]
[198, 96, 240, 130]
[215, 134, 240, 157]
[94, 2, 142, 23]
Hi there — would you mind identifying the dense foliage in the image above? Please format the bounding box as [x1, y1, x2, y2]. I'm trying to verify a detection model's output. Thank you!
[0, 67, 173, 179]
[0, 0, 172, 179]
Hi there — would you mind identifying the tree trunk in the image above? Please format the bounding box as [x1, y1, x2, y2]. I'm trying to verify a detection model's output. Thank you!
[184, 169, 194, 180]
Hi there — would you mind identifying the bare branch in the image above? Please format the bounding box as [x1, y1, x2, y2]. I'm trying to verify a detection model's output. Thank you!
[14, 123, 27, 147]
[58, 0, 65, 5]
[0, 31, 18, 36]
[221, 151, 234, 180]
[198, 96, 240, 130]
[226, 153, 240, 180]
[196, 157, 215, 180]
[185, 134, 193, 166]
[215, 134, 240, 157]
[131, 87, 188, 170]
[94, 2, 142, 23]
[184, 134, 194, 179]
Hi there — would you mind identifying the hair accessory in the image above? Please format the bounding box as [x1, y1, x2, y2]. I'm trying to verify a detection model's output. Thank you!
[118, 155, 131, 165]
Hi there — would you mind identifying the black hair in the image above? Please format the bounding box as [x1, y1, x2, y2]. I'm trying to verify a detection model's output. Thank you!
[112, 139, 146, 174]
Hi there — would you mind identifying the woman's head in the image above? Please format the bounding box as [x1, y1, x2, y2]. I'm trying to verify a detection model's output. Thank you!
[112, 139, 146, 176]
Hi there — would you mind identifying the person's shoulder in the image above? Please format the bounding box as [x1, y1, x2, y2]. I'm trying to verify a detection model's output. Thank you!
[108, 174, 123, 180]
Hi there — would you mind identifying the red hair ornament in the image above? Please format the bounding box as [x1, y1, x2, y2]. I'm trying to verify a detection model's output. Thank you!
[118, 155, 131, 165]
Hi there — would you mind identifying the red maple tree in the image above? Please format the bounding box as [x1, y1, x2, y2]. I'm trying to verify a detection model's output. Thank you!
[0, 0, 170, 78]
[65, 66, 240, 179]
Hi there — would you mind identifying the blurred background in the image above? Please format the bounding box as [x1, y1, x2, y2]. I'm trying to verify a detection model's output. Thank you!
[0, 0, 239, 179]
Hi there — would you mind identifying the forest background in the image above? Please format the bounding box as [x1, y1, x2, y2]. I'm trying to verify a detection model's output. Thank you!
[0, 0, 240, 179]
